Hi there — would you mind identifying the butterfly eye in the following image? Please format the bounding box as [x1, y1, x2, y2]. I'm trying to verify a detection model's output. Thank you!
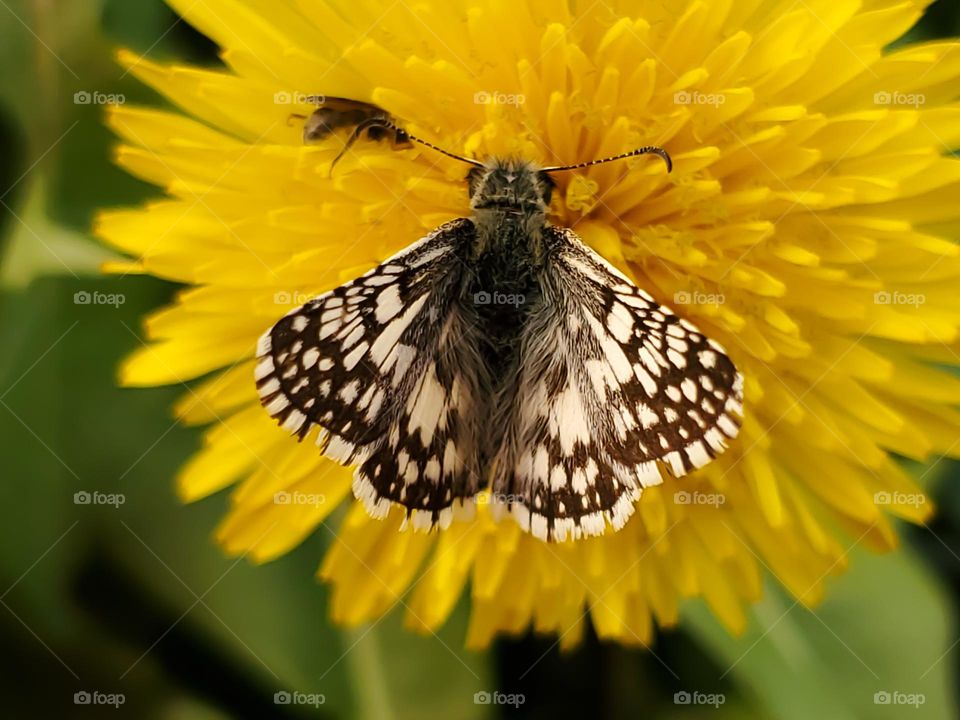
[538, 172, 556, 205]
[466, 166, 486, 198]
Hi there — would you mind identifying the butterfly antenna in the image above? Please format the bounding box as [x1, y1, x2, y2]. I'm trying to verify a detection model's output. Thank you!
[395, 124, 486, 168]
[541, 145, 672, 173]
[329, 117, 484, 175]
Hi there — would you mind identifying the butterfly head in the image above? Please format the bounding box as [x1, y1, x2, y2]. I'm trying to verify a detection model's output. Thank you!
[467, 158, 555, 215]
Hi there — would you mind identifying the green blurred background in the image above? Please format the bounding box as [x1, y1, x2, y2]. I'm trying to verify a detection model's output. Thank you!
[1, 1, 959, 717]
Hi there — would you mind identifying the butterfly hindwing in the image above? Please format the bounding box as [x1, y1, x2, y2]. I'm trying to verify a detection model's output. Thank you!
[256, 218, 488, 529]
[492, 226, 743, 541]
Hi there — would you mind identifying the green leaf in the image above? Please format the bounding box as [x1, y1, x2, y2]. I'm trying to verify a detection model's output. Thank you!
[352, 599, 493, 720]
[684, 544, 953, 719]
[0, 176, 119, 288]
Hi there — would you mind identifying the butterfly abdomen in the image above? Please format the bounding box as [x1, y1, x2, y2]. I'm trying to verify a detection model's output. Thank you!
[468, 214, 543, 368]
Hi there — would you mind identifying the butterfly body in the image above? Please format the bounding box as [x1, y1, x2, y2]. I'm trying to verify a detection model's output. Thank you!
[257, 157, 743, 541]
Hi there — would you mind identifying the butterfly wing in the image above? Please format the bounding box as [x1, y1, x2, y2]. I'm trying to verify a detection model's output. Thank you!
[256, 218, 489, 529]
[492, 226, 743, 541]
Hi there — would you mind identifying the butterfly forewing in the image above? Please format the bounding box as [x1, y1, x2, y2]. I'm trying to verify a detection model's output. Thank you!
[256, 218, 489, 529]
[491, 227, 743, 541]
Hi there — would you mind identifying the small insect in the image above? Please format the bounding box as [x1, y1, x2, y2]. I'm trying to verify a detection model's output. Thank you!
[291, 97, 411, 169]
[257, 117, 743, 542]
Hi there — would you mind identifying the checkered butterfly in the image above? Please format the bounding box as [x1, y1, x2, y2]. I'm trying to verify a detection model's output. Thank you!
[257, 119, 742, 541]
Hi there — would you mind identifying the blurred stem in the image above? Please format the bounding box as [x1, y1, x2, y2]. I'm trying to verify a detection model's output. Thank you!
[343, 625, 395, 720]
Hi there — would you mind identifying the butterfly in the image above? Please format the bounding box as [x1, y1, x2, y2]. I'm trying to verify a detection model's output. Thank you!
[256, 117, 743, 542]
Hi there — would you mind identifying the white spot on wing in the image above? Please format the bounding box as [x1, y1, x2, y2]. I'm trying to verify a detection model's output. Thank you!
[302, 347, 319, 369]
[374, 284, 402, 323]
[369, 294, 428, 365]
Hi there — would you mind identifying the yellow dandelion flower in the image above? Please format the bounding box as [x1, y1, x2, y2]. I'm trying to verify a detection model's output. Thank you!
[98, 0, 960, 649]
